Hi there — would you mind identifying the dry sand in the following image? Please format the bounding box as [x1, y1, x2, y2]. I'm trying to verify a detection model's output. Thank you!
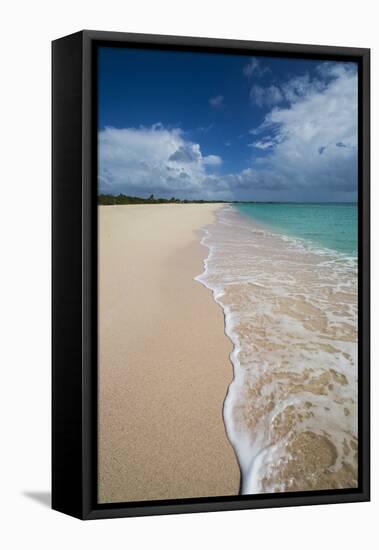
[98, 204, 240, 503]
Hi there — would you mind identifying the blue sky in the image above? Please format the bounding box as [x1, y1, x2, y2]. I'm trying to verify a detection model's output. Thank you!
[98, 47, 358, 202]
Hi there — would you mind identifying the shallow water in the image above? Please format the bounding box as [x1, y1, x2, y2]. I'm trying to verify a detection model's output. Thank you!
[236, 202, 357, 256]
[196, 205, 358, 494]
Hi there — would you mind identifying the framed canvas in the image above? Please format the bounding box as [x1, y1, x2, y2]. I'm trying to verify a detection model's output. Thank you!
[52, 30, 370, 520]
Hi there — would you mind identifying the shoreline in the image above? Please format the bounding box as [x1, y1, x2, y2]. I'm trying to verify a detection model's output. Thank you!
[195, 224, 243, 492]
[98, 204, 240, 503]
[198, 205, 358, 493]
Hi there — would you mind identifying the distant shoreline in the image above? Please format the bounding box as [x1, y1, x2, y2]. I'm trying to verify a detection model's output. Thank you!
[98, 194, 231, 205]
[98, 194, 357, 206]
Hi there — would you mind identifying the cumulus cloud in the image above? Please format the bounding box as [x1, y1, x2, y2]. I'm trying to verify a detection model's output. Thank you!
[209, 95, 224, 108]
[99, 63, 358, 202]
[99, 124, 224, 199]
[247, 63, 346, 110]
[248, 62, 358, 200]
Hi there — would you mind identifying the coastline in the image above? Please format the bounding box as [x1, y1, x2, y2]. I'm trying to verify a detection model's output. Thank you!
[98, 204, 240, 503]
[198, 205, 358, 493]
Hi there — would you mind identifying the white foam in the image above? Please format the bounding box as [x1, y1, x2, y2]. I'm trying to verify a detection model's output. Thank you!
[195, 206, 358, 494]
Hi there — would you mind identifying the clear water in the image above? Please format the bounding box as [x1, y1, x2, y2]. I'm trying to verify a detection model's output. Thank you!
[196, 205, 358, 494]
[236, 203, 357, 257]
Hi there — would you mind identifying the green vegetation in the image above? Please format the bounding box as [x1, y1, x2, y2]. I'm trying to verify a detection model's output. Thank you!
[98, 194, 231, 205]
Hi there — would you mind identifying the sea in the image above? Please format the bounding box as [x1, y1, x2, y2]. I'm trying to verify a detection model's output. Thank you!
[196, 203, 358, 494]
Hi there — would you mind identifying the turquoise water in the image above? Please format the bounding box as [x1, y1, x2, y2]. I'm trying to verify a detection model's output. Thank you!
[236, 203, 357, 256]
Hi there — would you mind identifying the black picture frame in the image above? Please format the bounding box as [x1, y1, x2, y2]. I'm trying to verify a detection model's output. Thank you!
[52, 30, 370, 520]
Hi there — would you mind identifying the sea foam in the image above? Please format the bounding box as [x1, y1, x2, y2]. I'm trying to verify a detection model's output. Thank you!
[195, 206, 358, 494]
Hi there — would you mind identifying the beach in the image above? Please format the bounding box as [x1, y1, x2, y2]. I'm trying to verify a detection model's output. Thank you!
[198, 205, 358, 494]
[98, 202, 358, 502]
[98, 204, 240, 503]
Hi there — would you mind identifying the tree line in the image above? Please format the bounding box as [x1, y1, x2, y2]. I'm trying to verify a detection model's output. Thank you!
[98, 194, 231, 205]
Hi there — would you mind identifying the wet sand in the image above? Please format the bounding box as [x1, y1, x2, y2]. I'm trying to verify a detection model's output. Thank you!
[98, 204, 240, 503]
[198, 206, 358, 494]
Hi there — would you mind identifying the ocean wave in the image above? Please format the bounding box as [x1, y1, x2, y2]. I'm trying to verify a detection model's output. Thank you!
[195, 206, 358, 494]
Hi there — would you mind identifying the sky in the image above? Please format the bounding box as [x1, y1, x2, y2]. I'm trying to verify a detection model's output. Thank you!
[98, 46, 358, 202]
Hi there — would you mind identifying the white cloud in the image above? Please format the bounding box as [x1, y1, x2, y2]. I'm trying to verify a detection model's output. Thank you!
[243, 57, 270, 77]
[209, 95, 224, 108]
[249, 140, 275, 150]
[280, 73, 324, 103]
[99, 125, 225, 198]
[203, 154, 222, 165]
[250, 85, 283, 107]
[99, 63, 358, 202]
[248, 63, 358, 200]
